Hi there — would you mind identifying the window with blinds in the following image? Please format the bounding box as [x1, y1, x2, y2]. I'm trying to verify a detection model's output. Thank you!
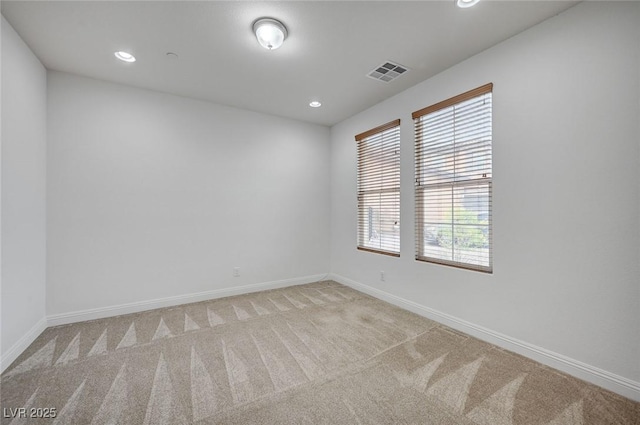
[356, 119, 401, 256]
[413, 84, 492, 272]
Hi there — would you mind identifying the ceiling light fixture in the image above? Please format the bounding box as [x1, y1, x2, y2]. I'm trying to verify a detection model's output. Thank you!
[114, 51, 136, 62]
[456, 0, 481, 8]
[253, 18, 288, 50]
[309, 101, 322, 108]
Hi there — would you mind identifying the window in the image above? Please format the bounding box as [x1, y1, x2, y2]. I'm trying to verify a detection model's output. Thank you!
[413, 84, 493, 272]
[356, 119, 401, 256]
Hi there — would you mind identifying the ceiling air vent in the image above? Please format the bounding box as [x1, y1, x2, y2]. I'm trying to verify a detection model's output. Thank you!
[367, 61, 409, 83]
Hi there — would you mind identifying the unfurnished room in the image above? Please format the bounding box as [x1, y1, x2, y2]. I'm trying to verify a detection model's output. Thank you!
[1, 1, 639, 423]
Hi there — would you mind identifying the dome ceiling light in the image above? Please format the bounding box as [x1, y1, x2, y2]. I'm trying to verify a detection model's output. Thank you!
[253, 18, 288, 50]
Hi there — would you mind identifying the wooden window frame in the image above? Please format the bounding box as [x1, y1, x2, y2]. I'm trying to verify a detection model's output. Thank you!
[356, 119, 401, 257]
[413, 84, 493, 273]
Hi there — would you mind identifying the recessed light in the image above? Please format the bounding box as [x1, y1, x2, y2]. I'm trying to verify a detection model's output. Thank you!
[309, 101, 322, 108]
[114, 51, 136, 63]
[456, 0, 480, 8]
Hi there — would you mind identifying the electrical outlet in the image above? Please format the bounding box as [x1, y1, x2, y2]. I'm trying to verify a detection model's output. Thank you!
[233, 267, 240, 277]
[380, 271, 385, 282]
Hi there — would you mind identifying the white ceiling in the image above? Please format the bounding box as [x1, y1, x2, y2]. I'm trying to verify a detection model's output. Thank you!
[1, 1, 578, 126]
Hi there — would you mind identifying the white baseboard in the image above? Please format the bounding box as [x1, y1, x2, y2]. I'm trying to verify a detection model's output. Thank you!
[47, 273, 328, 327]
[1, 316, 48, 374]
[329, 273, 640, 402]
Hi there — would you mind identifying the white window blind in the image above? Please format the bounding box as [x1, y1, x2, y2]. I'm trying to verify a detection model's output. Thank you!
[356, 119, 401, 256]
[413, 84, 493, 272]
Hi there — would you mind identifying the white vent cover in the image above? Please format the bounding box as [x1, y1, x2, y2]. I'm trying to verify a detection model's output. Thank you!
[367, 61, 409, 83]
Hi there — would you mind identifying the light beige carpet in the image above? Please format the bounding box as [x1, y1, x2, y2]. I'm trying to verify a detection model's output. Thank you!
[1, 281, 638, 424]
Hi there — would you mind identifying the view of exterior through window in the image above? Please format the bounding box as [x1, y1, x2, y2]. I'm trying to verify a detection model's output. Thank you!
[413, 84, 493, 272]
[356, 119, 401, 256]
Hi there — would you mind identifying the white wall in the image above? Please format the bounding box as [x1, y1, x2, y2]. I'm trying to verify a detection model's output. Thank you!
[1, 16, 48, 367]
[47, 72, 330, 316]
[331, 0, 639, 389]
